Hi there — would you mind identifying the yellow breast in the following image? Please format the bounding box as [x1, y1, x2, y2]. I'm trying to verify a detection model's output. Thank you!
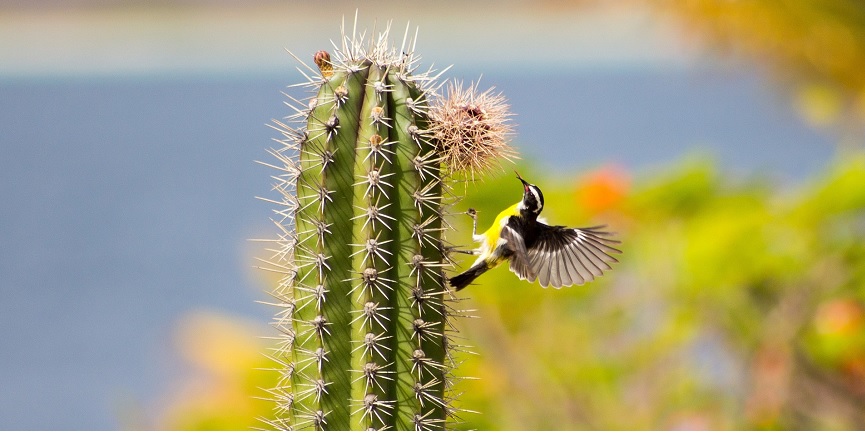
[477, 202, 521, 267]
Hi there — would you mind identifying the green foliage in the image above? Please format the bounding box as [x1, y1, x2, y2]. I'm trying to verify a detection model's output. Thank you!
[158, 154, 865, 430]
[653, 0, 865, 129]
[450, 155, 865, 430]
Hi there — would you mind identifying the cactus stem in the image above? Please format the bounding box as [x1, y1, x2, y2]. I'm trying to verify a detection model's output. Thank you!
[412, 151, 444, 181]
[325, 84, 352, 103]
[262, 18, 516, 428]
[369, 79, 393, 99]
[360, 133, 396, 165]
[313, 253, 330, 281]
[323, 114, 341, 140]
[350, 199, 396, 231]
[333, 84, 350, 107]
[351, 394, 395, 425]
[351, 361, 395, 394]
[296, 180, 331, 212]
[313, 220, 332, 240]
[369, 105, 393, 127]
[317, 149, 335, 173]
[410, 254, 448, 274]
[295, 322, 321, 347]
[298, 147, 325, 170]
[412, 182, 444, 214]
[347, 267, 395, 301]
[269, 356, 296, 385]
[311, 314, 330, 337]
[349, 236, 393, 265]
[405, 97, 428, 115]
[410, 349, 445, 380]
[294, 217, 320, 244]
[352, 331, 392, 359]
[412, 318, 443, 344]
[295, 377, 331, 403]
[413, 409, 444, 430]
[406, 124, 426, 146]
[414, 378, 445, 408]
[295, 283, 328, 311]
[355, 167, 395, 198]
[411, 215, 446, 248]
[349, 301, 392, 329]
[295, 407, 329, 430]
[295, 346, 329, 373]
[410, 286, 445, 317]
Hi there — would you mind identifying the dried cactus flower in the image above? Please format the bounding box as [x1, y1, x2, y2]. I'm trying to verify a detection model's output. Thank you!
[428, 81, 518, 181]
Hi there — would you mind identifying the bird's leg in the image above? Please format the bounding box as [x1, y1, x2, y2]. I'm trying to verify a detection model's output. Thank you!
[467, 208, 479, 238]
[468, 208, 484, 246]
[450, 209, 481, 255]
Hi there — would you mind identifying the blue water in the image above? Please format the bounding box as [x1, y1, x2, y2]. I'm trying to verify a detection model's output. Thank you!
[0, 69, 835, 429]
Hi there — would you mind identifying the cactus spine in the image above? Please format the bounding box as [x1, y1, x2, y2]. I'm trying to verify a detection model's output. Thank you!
[263, 23, 463, 430]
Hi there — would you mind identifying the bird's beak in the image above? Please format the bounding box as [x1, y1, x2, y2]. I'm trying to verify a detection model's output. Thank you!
[514, 170, 529, 191]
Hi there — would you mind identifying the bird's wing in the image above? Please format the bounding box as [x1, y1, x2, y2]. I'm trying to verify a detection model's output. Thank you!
[526, 224, 621, 288]
[500, 220, 535, 282]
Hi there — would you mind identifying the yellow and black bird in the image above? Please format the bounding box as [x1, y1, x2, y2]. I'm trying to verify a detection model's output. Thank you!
[449, 172, 622, 290]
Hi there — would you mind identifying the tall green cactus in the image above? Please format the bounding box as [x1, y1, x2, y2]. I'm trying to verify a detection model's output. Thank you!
[261, 20, 513, 430]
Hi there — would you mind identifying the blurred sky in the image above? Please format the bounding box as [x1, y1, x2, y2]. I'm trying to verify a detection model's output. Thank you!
[0, 0, 696, 77]
[0, 0, 838, 429]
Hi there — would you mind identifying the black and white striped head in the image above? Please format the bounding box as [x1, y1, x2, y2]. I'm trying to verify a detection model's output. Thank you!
[516, 172, 544, 216]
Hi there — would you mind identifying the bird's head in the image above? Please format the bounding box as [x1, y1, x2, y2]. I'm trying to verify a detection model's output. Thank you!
[515, 171, 544, 216]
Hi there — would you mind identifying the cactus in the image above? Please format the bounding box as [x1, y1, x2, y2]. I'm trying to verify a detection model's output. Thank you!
[260, 18, 514, 430]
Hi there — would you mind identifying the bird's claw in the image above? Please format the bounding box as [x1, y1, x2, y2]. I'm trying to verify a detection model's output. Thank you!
[467, 208, 479, 238]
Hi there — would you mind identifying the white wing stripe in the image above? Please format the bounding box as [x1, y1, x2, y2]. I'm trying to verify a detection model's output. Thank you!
[552, 241, 565, 288]
[561, 245, 584, 286]
[574, 240, 605, 277]
[569, 241, 598, 278]
[523, 224, 621, 288]
[579, 240, 613, 272]
[581, 235, 621, 261]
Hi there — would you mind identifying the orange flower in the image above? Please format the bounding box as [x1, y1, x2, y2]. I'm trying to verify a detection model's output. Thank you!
[814, 298, 864, 337]
[574, 165, 630, 216]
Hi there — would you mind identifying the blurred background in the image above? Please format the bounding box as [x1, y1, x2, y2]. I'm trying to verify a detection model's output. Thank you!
[2, 0, 865, 429]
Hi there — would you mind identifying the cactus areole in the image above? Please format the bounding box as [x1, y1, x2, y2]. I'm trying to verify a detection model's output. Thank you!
[261, 21, 515, 430]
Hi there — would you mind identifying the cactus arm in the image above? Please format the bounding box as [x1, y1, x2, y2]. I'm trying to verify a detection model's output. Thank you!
[349, 63, 397, 430]
[386, 70, 448, 429]
[294, 63, 370, 430]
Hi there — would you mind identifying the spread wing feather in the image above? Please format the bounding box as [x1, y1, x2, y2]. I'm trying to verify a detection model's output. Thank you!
[526, 223, 622, 288]
[500, 224, 535, 282]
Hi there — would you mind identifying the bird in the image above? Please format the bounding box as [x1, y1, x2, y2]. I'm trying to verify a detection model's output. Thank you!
[449, 171, 622, 291]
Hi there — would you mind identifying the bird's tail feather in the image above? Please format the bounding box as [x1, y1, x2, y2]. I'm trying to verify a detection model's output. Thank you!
[449, 262, 489, 291]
